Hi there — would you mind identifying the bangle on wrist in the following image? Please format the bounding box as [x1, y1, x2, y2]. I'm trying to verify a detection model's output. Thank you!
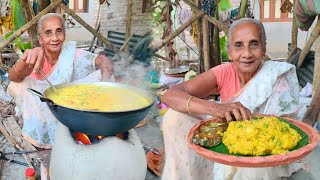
[187, 95, 194, 114]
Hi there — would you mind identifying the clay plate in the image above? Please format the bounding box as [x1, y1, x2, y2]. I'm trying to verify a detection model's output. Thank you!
[146, 148, 164, 176]
[187, 115, 320, 167]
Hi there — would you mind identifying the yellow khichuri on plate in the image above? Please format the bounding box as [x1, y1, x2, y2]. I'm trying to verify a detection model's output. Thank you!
[222, 116, 302, 156]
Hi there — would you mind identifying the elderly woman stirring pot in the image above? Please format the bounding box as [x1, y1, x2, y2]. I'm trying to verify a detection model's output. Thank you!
[161, 18, 301, 179]
[7, 13, 113, 149]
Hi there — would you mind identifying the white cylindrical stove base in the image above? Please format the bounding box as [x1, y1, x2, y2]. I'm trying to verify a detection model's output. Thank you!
[50, 122, 147, 180]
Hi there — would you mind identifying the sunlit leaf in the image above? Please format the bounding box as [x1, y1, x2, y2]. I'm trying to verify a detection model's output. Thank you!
[11, 0, 26, 30]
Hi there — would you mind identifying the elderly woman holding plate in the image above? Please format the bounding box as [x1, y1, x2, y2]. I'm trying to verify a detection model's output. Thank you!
[7, 13, 113, 149]
[161, 18, 301, 179]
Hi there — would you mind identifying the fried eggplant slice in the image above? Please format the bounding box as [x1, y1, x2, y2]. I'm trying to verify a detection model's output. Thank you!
[199, 123, 228, 134]
[192, 133, 222, 147]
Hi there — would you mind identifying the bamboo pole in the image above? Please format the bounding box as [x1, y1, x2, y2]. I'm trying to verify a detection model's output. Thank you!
[19, 0, 39, 47]
[202, 18, 210, 71]
[0, 0, 63, 51]
[120, 34, 133, 51]
[205, 15, 228, 33]
[89, 3, 102, 52]
[297, 19, 320, 69]
[239, 0, 248, 18]
[287, 3, 298, 62]
[195, 0, 204, 73]
[154, 53, 170, 61]
[212, 10, 221, 67]
[302, 42, 320, 126]
[124, 0, 133, 51]
[154, 11, 205, 51]
[182, 0, 228, 33]
[1, 53, 20, 60]
[60, 3, 119, 53]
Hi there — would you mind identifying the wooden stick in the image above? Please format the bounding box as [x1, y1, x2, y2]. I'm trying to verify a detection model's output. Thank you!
[0, 117, 33, 167]
[195, 0, 204, 73]
[154, 11, 205, 51]
[287, 3, 298, 62]
[89, 3, 102, 52]
[297, 19, 320, 69]
[202, 18, 210, 71]
[182, 0, 228, 33]
[1, 53, 20, 60]
[302, 43, 320, 125]
[205, 15, 228, 33]
[120, 34, 133, 52]
[154, 53, 170, 61]
[124, 0, 133, 51]
[60, 3, 119, 53]
[0, 0, 63, 51]
[212, 10, 221, 67]
[89, 24, 100, 52]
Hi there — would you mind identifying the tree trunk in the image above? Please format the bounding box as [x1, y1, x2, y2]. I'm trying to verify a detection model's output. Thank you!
[195, 0, 204, 73]
[212, 9, 221, 67]
[19, 0, 39, 48]
[302, 42, 320, 126]
[297, 19, 320, 69]
[287, 2, 298, 62]
[202, 18, 210, 71]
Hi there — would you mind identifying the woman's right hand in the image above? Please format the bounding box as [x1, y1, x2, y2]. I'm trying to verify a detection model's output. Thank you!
[212, 101, 253, 122]
[21, 47, 44, 73]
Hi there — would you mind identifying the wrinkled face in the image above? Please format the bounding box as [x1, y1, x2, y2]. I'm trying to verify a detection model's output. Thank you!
[228, 23, 266, 74]
[38, 16, 65, 54]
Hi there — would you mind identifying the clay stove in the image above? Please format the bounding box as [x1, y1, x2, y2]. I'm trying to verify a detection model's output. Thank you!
[49, 122, 147, 180]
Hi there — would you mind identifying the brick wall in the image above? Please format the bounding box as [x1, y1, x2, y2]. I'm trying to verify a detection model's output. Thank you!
[99, 0, 152, 37]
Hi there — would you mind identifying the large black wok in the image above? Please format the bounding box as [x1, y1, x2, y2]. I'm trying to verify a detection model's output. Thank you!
[28, 82, 155, 136]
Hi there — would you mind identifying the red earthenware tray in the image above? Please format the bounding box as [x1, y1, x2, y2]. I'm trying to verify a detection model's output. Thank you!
[187, 116, 320, 167]
[146, 148, 164, 176]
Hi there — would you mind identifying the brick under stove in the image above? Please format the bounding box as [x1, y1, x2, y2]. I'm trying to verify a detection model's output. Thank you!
[49, 122, 147, 180]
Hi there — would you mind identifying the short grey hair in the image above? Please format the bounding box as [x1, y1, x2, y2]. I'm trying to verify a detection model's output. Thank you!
[37, 13, 65, 36]
[227, 18, 266, 50]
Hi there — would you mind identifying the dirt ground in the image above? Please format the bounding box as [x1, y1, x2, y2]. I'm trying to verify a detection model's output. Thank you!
[135, 105, 164, 180]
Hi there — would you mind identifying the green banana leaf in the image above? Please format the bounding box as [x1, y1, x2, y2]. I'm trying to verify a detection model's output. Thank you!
[206, 118, 309, 156]
[4, 31, 32, 50]
[11, 0, 26, 30]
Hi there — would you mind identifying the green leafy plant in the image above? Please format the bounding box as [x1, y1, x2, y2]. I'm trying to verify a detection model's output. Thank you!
[4, 0, 31, 51]
[11, 0, 26, 30]
[4, 31, 31, 51]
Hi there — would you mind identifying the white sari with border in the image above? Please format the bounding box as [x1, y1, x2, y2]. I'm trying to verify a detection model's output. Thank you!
[7, 41, 100, 149]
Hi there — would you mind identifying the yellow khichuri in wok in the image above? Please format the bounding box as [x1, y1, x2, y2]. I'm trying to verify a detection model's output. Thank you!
[222, 116, 302, 156]
[46, 84, 151, 111]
